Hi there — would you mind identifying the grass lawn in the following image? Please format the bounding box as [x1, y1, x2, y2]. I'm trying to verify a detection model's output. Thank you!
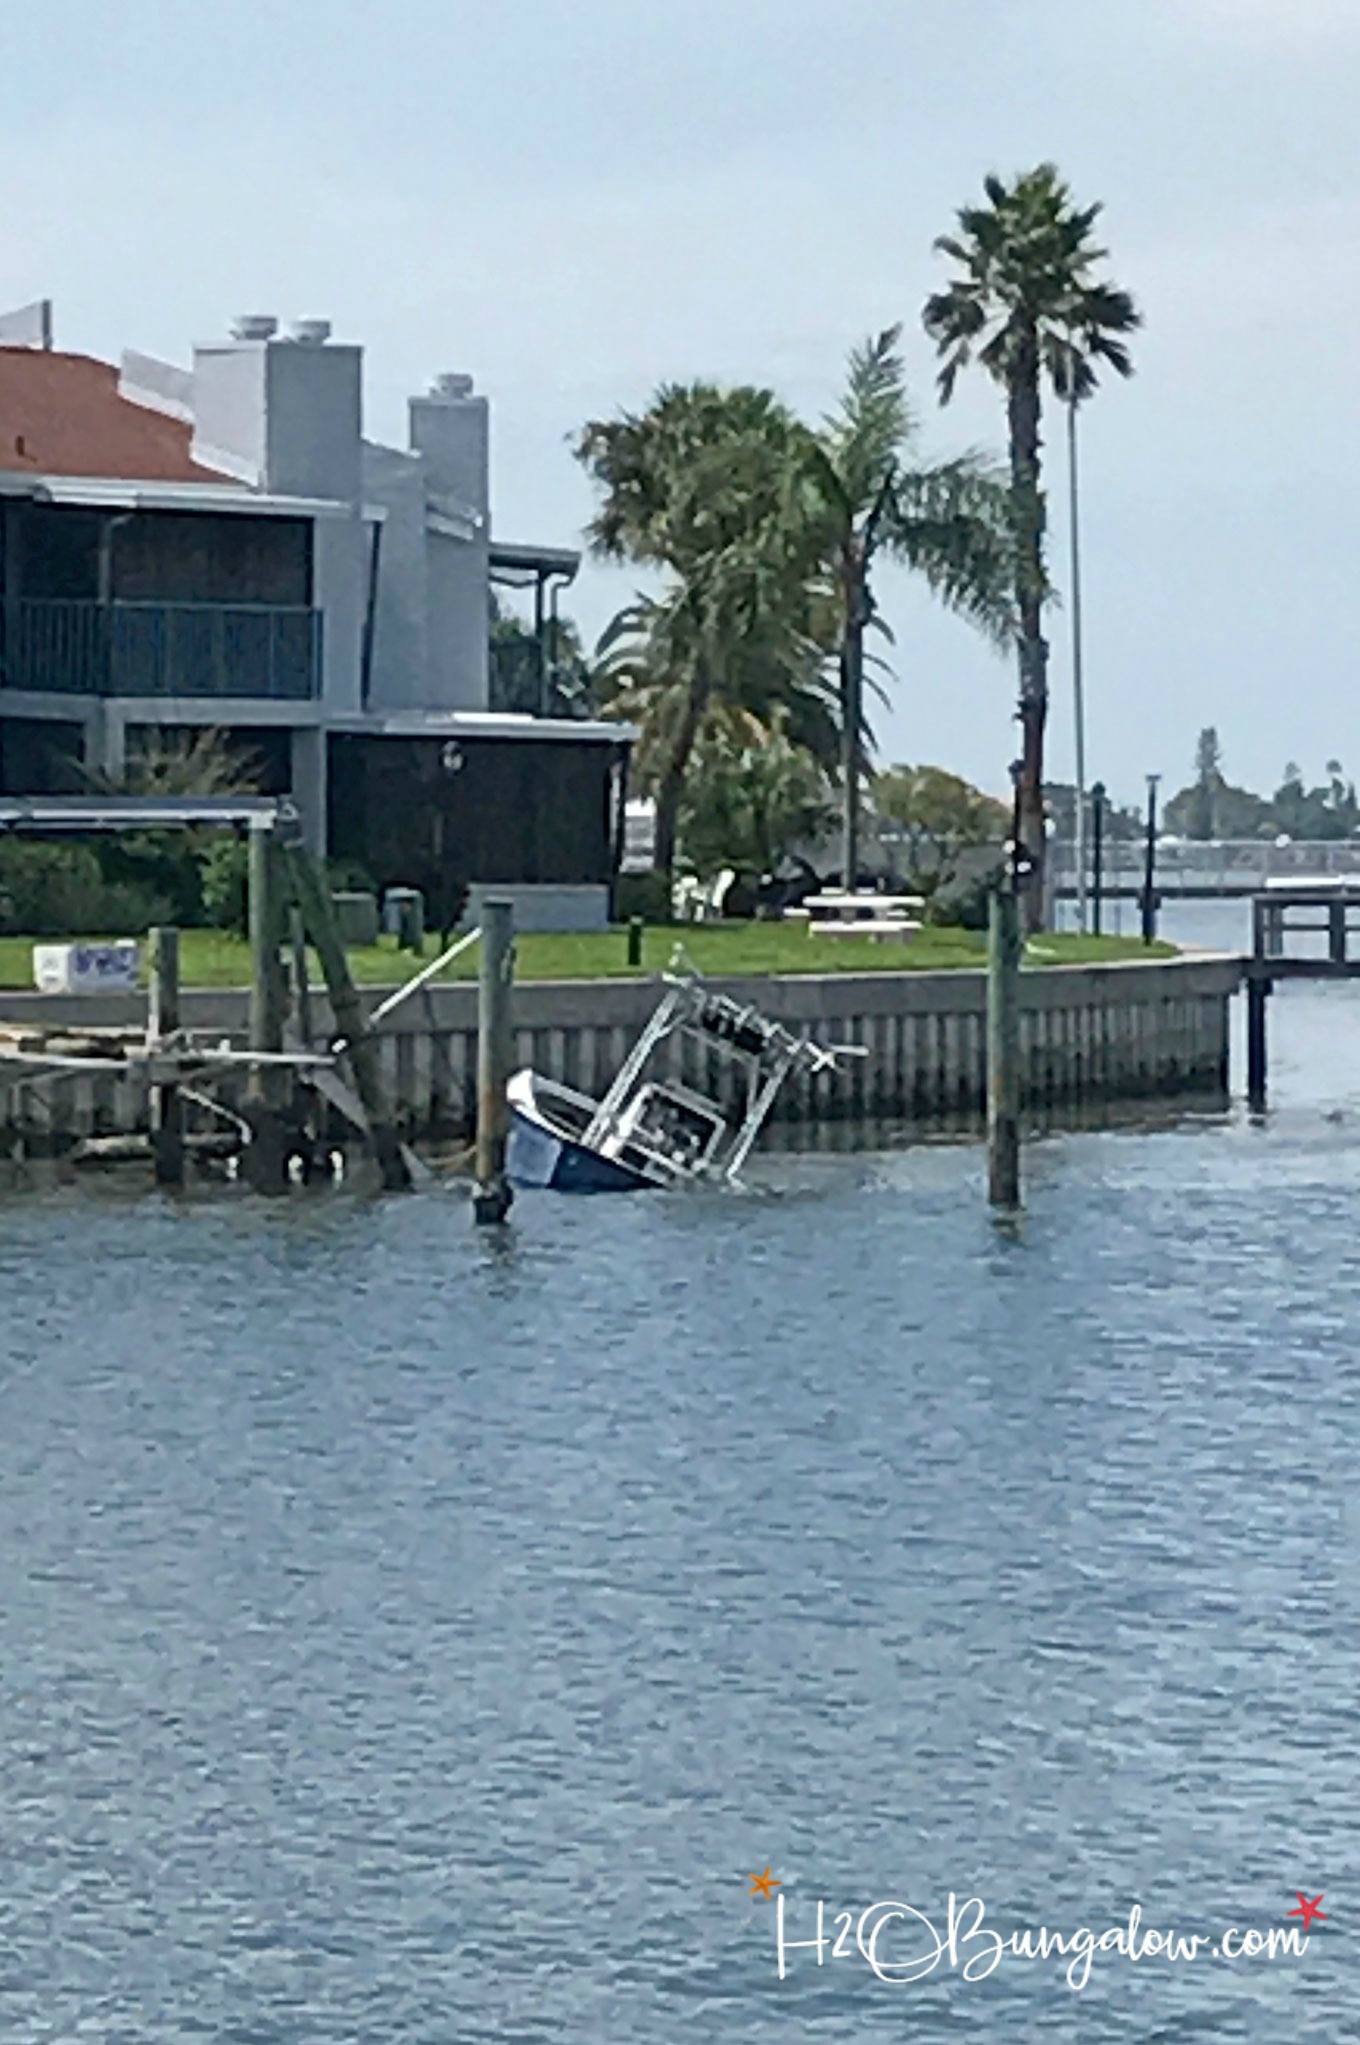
[0, 922, 1177, 992]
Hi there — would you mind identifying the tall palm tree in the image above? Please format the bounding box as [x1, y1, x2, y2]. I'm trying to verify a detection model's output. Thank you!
[797, 327, 1013, 885]
[923, 164, 1140, 921]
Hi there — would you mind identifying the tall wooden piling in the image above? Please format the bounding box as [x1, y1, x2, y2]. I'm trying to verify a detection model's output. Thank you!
[289, 903, 314, 1048]
[1329, 897, 1347, 965]
[148, 925, 184, 1186]
[473, 897, 515, 1224]
[987, 883, 1022, 1208]
[283, 844, 412, 1190]
[245, 823, 291, 1192]
[248, 825, 287, 1067]
[1246, 974, 1269, 1112]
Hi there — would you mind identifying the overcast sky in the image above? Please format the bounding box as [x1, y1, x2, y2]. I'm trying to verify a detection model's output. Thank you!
[3, 0, 1355, 805]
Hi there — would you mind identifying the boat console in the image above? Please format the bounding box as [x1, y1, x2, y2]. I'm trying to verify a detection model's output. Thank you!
[599, 1082, 726, 1176]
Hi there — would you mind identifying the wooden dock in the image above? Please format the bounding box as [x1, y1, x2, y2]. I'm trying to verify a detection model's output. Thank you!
[1244, 885, 1360, 1109]
[0, 796, 416, 1189]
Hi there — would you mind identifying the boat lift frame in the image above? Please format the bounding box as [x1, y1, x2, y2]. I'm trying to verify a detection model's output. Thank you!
[0, 795, 416, 1186]
[581, 951, 865, 1184]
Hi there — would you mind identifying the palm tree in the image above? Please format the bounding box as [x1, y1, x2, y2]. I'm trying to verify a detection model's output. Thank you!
[678, 707, 836, 883]
[580, 359, 1011, 887]
[591, 558, 833, 880]
[577, 386, 825, 879]
[797, 327, 1013, 885]
[923, 164, 1140, 921]
[83, 726, 265, 797]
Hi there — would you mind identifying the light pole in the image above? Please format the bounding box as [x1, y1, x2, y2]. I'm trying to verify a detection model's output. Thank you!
[1090, 779, 1106, 936]
[1140, 773, 1161, 945]
[1067, 392, 1088, 933]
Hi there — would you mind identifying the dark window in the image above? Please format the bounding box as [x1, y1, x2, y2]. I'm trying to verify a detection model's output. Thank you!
[0, 717, 86, 794]
[112, 513, 311, 605]
[326, 734, 618, 910]
[9, 504, 311, 606]
[19, 507, 102, 599]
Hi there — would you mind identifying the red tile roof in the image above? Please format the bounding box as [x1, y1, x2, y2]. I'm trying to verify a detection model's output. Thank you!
[0, 346, 226, 482]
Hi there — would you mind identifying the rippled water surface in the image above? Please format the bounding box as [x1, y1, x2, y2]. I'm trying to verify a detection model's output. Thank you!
[0, 956, 1355, 2041]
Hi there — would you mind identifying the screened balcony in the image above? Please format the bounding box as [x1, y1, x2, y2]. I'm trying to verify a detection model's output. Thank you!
[0, 501, 322, 703]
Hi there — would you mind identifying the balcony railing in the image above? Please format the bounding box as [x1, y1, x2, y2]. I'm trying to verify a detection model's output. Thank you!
[0, 599, 322, 702]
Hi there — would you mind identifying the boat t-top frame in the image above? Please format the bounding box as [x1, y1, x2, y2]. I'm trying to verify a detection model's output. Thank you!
[581, 950, 865, 1184]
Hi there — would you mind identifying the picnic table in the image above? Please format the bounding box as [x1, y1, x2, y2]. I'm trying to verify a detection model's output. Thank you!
[790, 890, 926, 943]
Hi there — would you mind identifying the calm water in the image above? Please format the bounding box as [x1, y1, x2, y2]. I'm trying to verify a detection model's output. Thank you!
[0, 926, 1355, 2042]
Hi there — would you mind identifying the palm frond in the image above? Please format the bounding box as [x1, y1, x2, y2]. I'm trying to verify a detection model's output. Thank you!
[885, 455, 1017, 649]
[825, 327, 914, 514]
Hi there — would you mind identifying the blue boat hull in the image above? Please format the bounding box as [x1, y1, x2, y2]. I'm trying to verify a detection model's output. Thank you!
[506, 1071, 657, 1193]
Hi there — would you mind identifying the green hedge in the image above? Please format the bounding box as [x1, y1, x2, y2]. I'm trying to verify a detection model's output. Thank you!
[0, 841, 178, 937]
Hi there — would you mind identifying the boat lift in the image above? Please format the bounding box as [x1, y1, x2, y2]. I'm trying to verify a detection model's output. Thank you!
[0, 795, 415, 1187]
[508, 951, 867, 1192]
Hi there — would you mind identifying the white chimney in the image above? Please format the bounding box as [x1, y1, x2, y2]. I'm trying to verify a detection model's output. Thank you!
[193, 314, 360, 493]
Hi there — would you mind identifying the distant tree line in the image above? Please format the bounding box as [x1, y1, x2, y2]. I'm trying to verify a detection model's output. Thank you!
[1162, 728, 1360, 841]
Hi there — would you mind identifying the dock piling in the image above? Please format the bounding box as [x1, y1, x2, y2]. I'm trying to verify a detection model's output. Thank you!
[1329, 897, 1347, 965]
[987, 883, 1023, 1209]
[283, 843, 412, 1191]
[1246, 974, 1270, 1113]
[245, 823, 292, 1192]
[473, 897, 515, 1224]
[289, 904, 314, 1048]
[148, 925, 184, 1186]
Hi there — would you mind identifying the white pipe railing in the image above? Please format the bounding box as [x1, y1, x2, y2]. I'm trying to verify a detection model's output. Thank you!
[1048, 839, 1360, 889]
[367, 926, 482, 1029]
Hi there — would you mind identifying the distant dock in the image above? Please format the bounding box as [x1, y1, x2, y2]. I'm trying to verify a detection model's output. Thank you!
[1050, 837, 1360, 901]
[1245, 883, 1360, 1111]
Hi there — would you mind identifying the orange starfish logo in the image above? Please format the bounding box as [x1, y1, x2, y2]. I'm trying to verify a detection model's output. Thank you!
[749, 1866, 781, 1900]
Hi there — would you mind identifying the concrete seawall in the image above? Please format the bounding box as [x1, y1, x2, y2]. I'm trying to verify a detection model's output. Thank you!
[0, 954, 1244, 1148]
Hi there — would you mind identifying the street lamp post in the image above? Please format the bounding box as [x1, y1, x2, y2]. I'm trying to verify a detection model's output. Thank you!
[1140, 774, 1161, 945]
[1090, 780, 1106, 936]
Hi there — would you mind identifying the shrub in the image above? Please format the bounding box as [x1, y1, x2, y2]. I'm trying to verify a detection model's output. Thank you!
[0, 842, 104, 934]
[199, 836, 251, 935]
[94, 881, 179, 936]
[613, 870, 672, 924]
[0, 840, 174, 936]
[327, 856, 379, 895]
[926, 843, 1007, 931]
[95, 829, 203, 925]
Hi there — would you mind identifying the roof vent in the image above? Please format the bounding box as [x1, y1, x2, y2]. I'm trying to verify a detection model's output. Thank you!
[432, 372, 474, 399]
[231, 314, 277, 341]
[290, 317, 332, 346]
